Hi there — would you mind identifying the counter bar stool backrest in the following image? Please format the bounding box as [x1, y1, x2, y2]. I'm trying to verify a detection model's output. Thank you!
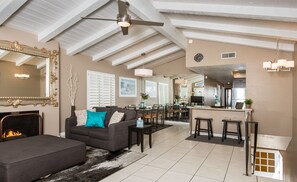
[194, 117, 213, 140]
[222, 119, 242, 144]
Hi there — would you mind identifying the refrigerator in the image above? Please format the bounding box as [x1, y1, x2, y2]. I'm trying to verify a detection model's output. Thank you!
[231, 88, 245, 108]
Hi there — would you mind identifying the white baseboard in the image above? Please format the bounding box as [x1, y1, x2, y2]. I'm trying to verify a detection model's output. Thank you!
[59, 132, 65, 138]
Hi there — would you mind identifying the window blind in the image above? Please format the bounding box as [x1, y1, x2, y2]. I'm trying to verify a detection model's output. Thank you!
[158, 82, 169, 105]
[87, 70, 115, 109]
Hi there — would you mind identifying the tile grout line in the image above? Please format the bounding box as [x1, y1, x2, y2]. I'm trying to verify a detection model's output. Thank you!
[189, 143, 216, 181]
[124, 124, 190, 181]
[153, 126, 198, 181]
[223, 146, 235, 182]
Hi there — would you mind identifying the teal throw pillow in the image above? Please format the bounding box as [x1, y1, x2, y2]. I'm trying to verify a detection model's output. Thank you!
[85, 110, 106, 128]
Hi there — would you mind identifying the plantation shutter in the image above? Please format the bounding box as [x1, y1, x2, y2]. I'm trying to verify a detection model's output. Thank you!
[87, 70, 115, 109]
[158, 82, 169, 105]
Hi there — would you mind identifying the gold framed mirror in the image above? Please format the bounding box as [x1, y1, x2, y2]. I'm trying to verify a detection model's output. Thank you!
[0, 40, 58, 107]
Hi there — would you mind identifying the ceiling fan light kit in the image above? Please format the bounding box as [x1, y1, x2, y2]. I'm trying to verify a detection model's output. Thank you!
[117, 14, 131, 27]
[81, 0, 164, 35]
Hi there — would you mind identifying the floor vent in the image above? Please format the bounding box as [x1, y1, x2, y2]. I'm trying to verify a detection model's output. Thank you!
[221, 52, 236, 59]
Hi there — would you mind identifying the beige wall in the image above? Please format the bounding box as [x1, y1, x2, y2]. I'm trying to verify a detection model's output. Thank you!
[60, 49, 140, 132]
[187, 40, 293, 137]
[0, 27, 60, 136]
[153, 57, 195, 76]
[283, 43, 297, 182]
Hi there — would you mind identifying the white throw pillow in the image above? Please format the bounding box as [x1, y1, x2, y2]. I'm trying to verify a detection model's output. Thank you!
[75, 110, 87, 126]
[108, 111, 125, 127]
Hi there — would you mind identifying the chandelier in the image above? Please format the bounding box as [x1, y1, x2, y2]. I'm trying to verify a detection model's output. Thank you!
[263, 40, 294, 72]
[134, 53, 153, 77]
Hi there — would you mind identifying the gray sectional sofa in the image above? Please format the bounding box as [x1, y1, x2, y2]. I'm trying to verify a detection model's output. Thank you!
[65, 107, 137, 152]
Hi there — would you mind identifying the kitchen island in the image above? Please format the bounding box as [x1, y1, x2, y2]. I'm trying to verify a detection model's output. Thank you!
[188, 106, 252, 136]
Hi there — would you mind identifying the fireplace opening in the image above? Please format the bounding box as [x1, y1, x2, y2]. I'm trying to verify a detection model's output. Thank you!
[0, 111, 43, 142]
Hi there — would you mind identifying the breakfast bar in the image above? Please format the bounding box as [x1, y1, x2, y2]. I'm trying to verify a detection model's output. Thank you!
[188, 106, 252, 137]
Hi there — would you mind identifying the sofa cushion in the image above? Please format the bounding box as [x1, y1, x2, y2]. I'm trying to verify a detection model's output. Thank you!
[70, 126, 89, 136]
[108, 111, 125, 127]
[75, 110, 87, 126]
[93, 107, 112, 126]
[88, 127, 110, 140]
[85, 111, 106, 128]
[114, 108, 136, 121]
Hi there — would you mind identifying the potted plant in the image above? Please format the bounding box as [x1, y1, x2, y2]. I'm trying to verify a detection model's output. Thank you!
[245, 98, 253, 108]
[140, 93, 149, 108]
[174, 95, 181, 104]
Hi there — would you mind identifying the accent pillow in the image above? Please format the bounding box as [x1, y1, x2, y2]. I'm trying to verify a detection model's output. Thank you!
[85, 111, 106, 128]
[108, 111, 125, 127]
[75, 110, 87, 126]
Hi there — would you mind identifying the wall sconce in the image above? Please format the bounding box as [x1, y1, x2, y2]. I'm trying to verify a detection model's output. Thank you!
[14, 73, 30, 79]
[263, 40, 294, 72]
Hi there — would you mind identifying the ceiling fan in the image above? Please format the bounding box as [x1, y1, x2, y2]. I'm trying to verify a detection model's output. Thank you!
[81, 0, 164, 35]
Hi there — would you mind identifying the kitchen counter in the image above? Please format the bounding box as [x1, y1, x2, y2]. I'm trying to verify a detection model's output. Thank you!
[188, 106, 253, 136]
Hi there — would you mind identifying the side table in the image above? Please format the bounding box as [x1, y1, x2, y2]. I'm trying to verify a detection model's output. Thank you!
[128, 124, 152, 152]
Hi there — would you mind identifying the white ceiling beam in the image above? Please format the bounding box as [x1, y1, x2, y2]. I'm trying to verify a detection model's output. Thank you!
[0, 0, 28, 25]
[38, 0, 110, 43]
[171, 18, 297, 41]
[0, 50, 10, 59]
[183, 30, 295, 52]
[92, 29, 157, 61]
[15, 55, 34, 66]
[127, 45, 181, 69]
[112, 38, 171, 66]
[66, 23, 120, 56]
[145, 51, 185, 69]
[128, 0, 187, 49]
[154, 2, 297, 23]
[37, 61, 46, 69]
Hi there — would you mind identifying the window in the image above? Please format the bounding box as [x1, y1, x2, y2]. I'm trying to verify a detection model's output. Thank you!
[158, 82, 169, 105]
[87, 70, 115, 109]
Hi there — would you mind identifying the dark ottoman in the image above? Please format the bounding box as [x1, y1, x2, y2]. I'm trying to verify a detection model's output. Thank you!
[0, 135, 86, 182]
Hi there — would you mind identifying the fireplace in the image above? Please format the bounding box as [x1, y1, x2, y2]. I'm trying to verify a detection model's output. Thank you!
[0, 111, 43, 142]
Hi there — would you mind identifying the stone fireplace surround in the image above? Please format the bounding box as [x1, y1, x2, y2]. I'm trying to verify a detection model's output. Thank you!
[0, 111, 43, 142]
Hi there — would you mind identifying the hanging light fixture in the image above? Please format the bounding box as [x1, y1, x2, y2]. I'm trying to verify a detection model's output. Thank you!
[134, 53, 153, 77]
[263, 40, 294, 72]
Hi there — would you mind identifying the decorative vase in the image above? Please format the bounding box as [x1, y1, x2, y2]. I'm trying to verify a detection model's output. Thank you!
[246, 104, 251, 109]
[71, 105, 76, 117]
[140, 101, 145, 109]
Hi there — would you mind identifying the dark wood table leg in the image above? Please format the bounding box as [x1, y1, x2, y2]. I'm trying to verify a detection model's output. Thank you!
[140, 130, 144, 152]
[149, 127, 152, 148]
[128, 126, 131, 150]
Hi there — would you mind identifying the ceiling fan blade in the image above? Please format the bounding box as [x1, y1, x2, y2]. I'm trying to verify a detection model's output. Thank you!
[81, 17, 117, 22]
[121, 26, 128, 35]
[131, 19, 164, 26]
[118, 0, 128, 16]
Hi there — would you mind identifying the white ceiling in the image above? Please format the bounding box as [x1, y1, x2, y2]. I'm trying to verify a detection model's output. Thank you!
[1, 0, 296, 80]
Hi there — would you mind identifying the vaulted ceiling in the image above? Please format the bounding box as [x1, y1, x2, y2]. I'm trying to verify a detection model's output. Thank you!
[1, 0, 296, 72]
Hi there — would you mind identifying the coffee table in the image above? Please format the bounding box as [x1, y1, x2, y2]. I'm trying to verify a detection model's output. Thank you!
[128, 124, 152, 152]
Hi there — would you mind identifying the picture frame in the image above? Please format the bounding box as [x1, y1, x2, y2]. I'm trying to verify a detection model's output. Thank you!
[119, 77, 137, 97]
[145, 80, 157, 98]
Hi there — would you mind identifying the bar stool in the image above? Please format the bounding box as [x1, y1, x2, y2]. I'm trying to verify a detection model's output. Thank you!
[222, 120, 242, 143]
[194, 117, 213, 140]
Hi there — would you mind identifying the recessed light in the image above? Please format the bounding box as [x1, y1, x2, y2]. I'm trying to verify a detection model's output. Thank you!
[188, 39, 193, 44]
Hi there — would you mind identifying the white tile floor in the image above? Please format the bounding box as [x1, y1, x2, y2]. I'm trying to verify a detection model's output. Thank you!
[101, 121, 281, 182]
